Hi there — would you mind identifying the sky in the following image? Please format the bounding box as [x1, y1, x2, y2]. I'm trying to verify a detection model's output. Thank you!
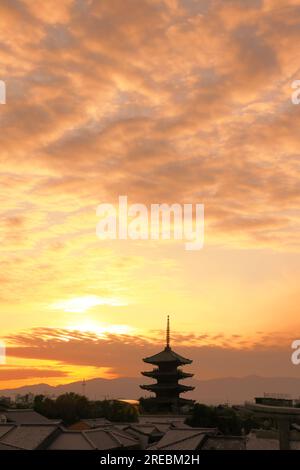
[1, 0, 300, 390]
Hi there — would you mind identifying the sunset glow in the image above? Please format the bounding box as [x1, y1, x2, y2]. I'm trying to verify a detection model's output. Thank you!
[51, 296, 128, 313]
[0, 0, 300, 391]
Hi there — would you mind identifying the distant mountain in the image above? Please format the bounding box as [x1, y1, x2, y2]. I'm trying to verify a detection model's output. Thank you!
[1, 375, 300, 405]
[192, 375, 300, 404]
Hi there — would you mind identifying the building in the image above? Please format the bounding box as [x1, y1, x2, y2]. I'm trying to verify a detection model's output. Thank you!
[0, 424, 139, 450]
[15, 393, 35, 407]
[245, 401, 300, 450]
[0, 414, 267, 451]
[0, 421, 248, 451]
[47, 427, 139, 450]
[0, 424, 60, 450]
[140, 316, 194, 412]
[0, 409, 60, 425]
[255, 394, 293, 408]
[246, 429, 300, 450]
[146, 427, 245, 451]
[68, 418, 112, 430]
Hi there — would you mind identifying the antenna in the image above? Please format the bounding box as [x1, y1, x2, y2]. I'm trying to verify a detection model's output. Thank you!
[166, 315, 170, 349]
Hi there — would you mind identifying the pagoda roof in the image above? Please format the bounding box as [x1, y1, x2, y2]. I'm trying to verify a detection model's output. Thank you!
[140, 383, 194, 392]
[143, 396, 195, 405]
[143, 346, 192, 365]
[141, 369, 193, 379]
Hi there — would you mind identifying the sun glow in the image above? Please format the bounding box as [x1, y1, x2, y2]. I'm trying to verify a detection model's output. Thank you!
[50, 295, 128, 313]
[66, 319, 133, 336]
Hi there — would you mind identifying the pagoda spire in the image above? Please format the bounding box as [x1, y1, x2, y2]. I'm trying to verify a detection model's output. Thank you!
[166, 315, 170, 349]
[141, 317, 194, 412]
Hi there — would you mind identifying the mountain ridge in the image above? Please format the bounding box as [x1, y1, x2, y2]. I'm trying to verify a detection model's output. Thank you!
[2, 375, 300, 404]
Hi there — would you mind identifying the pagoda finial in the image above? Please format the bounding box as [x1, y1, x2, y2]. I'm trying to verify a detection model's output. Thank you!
[166, 315, 170, 348]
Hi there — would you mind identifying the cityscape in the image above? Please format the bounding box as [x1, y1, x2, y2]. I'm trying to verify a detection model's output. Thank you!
[1, 0, 300, 460]
[0, 318, 300, 451]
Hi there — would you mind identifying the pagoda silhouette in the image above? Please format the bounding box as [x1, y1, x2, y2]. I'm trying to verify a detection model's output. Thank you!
[140, 316, 195, 412]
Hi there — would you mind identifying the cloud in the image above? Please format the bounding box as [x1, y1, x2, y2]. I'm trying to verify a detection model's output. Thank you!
[3, 327, 297, 380]
[1, 0, 300, 250]
[0, 0, 300, 385]
[0, 368, 69, 381]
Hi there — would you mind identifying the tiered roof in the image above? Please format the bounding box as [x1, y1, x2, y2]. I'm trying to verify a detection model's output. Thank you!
[140, 316, 194, 409]
[143, 346, 192, 365]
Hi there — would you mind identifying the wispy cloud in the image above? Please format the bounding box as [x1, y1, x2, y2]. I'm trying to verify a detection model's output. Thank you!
[1, 0, 300, 385]
[2, 327, 296, 382]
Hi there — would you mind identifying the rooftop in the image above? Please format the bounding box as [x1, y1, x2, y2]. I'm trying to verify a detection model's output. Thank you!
[149, 427, 218, 450]
[143, 346, 192, 365]
[0, 424, 58, 450]
[1, 409, 59, 425]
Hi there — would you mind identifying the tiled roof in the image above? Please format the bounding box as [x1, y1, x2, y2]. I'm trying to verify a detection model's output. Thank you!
[84, 428, 138, 450]
[153, 424, 172, 433]
[81, 418, 112, 428]
[0, 442, 21, 450]
[149, 428, 217, 450]
[139, 415, 188, 424]
[47, 431, 95, 450]
[0, 425, 14, 438]
[171, 422, 191, 429]
[201, 435, 246, 450]
[3, 409, 55, 425]
[143, 347, 192, 365]
[246, 432, 300, 451]
[0, 419, 252, 451]
[108, 426, 139, 440]
[0, 424, 58, 450]
[124, 424, 163, 437]
[166, 434, 206, 450]
[246, 434, 280, 450]
[0, 423, 139, 451]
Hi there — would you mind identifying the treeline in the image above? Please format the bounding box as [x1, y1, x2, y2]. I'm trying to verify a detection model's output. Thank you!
[186, 403, 261, 435]
[34, 393, 138, 425]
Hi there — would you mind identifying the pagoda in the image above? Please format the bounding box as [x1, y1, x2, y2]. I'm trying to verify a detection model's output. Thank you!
[140, 316, 195, 412]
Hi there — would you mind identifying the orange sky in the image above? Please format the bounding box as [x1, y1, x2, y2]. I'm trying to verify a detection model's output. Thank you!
[1, 0, 300, 390]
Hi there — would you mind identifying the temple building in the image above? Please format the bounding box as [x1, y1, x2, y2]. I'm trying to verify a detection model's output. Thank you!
[140, 316, 195, 412]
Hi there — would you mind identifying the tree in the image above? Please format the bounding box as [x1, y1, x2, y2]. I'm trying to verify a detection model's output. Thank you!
[34, 395, 57, 418]
[55, 393, 90, 424]
[33, 394, 138, 425]
[186, 403, 217, 428]
[186, 403, 243, 435]
[101, 400, 138, 422]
